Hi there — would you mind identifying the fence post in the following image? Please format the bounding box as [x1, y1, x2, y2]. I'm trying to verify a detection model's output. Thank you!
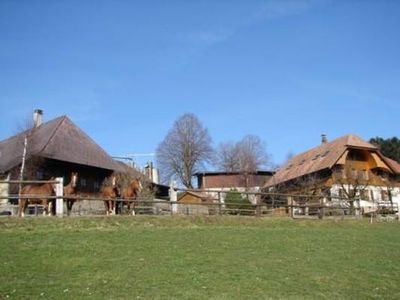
[255, 194, 261, 217]
[217, 192, 222, 215]
[56, 177, 64, 217]
[169, 181, 177, 215]
[288, 196, 294, 218]
[318, 197, 325, 219]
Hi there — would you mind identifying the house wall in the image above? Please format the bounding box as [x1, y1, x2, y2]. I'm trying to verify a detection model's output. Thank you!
[330, 184, 400, 209]
[200, 173, 271, 189]
[0, 174, 10, 207]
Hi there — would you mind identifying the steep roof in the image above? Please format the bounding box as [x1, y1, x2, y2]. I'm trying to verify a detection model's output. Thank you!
[382, 156, 400, 174]
[0, 116, 125, 173]
[265, 134, 392, 187]
[177, 191, 216, 202]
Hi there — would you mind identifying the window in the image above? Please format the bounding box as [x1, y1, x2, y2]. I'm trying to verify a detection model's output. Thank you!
[94, 181, 100, 189]
[36, 170, 45, 180]
[298, 159, 306, 166]
[360, 189, 369, 201]
[312, 154, 320, 161]
[381, 190, 389, 201]
[347, 150, 367, 161]
[321, 150, 330, 157]
[80, 178, 87, 187]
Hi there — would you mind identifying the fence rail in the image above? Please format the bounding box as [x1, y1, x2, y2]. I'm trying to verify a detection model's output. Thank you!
[0, 179, 398, 221]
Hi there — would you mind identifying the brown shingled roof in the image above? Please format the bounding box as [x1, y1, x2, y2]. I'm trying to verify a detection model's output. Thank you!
[0, 116, 125, 173]
[382, 156, 400, 174]
[265, 134, 388, 187]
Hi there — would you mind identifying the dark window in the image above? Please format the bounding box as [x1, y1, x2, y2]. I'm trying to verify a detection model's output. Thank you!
[80, 178, 87, 187]
[347, 150, 367, 161]
[321, 150, 330, 157]
[360, 189, 369, 200]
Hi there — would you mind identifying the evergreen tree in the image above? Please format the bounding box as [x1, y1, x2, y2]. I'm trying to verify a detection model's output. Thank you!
[370, 137, 400, 162]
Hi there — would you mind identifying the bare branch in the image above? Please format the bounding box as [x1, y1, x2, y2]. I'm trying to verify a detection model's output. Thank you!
[156, 113, 213, 188]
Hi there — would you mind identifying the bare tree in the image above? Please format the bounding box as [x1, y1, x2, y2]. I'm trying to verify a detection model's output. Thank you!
[216, 141, 241, 172]
[237, 135, 269, 174]
[331, 162, 371, 215]
[216, 135, 270, 187]
[156, 113, 213, 188]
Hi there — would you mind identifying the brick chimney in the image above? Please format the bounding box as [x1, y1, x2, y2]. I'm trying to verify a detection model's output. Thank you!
[33, 109, 43, 128]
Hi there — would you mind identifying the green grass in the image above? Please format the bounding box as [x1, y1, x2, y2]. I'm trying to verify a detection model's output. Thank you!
[1, 216, 400, 299]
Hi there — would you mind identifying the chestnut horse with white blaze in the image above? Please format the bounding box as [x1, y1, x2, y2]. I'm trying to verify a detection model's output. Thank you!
[121, 177, 142, 215]
[101, 175, 120, 215]
[18, 178, 57, 217]
[64, 172, 78, 216]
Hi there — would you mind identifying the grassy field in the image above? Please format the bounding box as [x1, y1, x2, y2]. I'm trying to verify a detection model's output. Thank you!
[0, 216, 400, 299]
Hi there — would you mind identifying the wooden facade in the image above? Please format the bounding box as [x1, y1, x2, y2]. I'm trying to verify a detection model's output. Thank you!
[196, 171, 273, 189]
[265, 134, 400, 213]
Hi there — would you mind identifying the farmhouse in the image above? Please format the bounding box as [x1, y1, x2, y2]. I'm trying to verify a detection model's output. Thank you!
[0, 110, 134, 213]
[195, 170, 274, 204]
[265, 134, 400, 214]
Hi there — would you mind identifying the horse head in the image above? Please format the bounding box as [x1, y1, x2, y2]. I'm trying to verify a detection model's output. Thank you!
[132, 177, 143, 193]
[49, 177, 57, 194]
[111, 175, 117, 187]
[71, 172, 78, 188]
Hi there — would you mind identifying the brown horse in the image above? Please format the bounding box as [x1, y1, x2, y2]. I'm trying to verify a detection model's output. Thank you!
[121, 177, 142, 215]
[18, 178, 57, 217]
[64, 172, 78, 216]
[101, 175, 120, 215]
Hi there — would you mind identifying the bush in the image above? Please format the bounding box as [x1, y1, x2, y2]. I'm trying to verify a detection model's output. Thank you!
[225, 189, 254, 215]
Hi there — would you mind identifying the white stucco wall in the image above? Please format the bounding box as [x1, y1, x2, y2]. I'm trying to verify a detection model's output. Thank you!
[0, 174, 10, 207]
[329, 184, 400, 212]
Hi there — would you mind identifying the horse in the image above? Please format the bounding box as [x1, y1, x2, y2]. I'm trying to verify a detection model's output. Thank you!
[101, 175, 120, 215]
[64, 172, 79, 216]
[121, 177, 142, 215]
[18, 178, 57, 217]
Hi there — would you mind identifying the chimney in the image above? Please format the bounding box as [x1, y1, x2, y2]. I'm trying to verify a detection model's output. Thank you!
[33, 109, 43, 128]
[321, 134, 328, 144]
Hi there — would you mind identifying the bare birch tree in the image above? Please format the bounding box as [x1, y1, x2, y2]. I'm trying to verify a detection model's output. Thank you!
[156, 113, 213, 188]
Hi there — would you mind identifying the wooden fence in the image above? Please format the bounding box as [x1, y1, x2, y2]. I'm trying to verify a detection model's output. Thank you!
[0, 180, 398, 221]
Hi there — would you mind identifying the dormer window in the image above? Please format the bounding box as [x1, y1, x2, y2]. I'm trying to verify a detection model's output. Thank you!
[347, 150, 367, 162]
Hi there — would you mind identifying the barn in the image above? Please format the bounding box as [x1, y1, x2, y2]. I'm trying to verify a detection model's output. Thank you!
[0, 110, 135, 214]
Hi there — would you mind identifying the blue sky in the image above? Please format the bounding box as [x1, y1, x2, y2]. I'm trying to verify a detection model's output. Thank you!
[1, 0, 399, 168]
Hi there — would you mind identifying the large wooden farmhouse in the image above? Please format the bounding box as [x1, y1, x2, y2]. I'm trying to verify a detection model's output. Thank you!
[265, 134, 400, 213]
[0, 111, 133, 212]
